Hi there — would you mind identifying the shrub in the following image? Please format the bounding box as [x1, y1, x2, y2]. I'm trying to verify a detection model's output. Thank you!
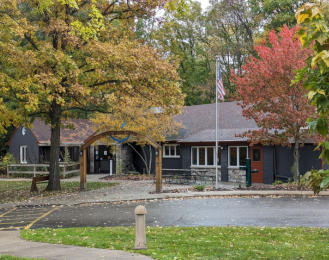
[194, 184, 205, 191]
[0, 153, 17, 175]
[272, 180, 283, 185]
[300, 169, 329, 195]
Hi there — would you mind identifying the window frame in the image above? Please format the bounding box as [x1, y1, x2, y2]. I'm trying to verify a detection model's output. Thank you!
[191, 146, 221, 167]
[20, 145, 27, 164]
[228, 146, 248, 167]
[163, 144, 180, 158]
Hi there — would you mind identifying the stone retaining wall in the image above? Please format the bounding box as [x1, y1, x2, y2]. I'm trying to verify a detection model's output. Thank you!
[190, 167, 246, 183]
[190, 167, 221, 180]
[228, 168, 246, 183]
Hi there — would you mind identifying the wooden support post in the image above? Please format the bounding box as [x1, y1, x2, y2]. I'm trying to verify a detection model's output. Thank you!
[155, 148, 162, 193]
[80, 149, 87, 190]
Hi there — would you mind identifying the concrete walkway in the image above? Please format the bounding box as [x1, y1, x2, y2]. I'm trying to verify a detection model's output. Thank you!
[0, 231, 153, 260]
[1, 174, 329, 259]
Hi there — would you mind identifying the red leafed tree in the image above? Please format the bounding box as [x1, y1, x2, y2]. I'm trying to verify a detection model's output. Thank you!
[231, 25, 314, 183]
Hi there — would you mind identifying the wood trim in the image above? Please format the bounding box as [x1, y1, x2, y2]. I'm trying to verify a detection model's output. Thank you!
[80, 130, 162, 192]
[81, 131, 161, 150]
[178, 141, 250, 146]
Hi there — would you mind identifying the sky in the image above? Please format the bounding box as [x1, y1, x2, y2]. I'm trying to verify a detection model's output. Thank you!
[196, 0, 211, 10]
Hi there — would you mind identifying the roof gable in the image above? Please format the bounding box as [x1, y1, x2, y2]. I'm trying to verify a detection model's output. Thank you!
[172, 102, 258, 142]
[30, 118, 96, 145]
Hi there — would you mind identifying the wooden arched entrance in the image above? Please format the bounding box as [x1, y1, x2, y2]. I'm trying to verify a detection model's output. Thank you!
[80, 131, 162, 192]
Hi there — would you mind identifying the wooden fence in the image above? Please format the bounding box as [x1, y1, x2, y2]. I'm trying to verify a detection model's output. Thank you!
[7, 163, 80, 178]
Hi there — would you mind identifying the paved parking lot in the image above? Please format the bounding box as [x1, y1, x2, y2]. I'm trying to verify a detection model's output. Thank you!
[0, 205, 58, 230]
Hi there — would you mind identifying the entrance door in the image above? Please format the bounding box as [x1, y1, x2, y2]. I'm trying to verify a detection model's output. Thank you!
[94, 146, 115, 174]
[250, 146, 263, 183]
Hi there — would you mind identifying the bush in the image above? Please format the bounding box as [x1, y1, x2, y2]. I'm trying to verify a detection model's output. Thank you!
[0, 153, 17, 175]
[272, 180, 283, 185]
[194, 184, 205, 191]
[300, 169, 329, 195]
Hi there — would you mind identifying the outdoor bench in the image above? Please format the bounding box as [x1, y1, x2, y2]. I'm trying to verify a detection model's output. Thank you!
[176, 174, 196, 184]
[30, 176, 49, 192]
[163, 173, 196, 184]
[201, 175, 215, 184]
[163, 175, 175, 183]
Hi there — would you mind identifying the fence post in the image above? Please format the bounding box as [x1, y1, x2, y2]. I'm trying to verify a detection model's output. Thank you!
[7, 165, 10, 178]
[33, 166, 36, 177]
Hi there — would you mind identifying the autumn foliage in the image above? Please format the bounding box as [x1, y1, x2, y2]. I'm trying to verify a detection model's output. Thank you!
[231, 25, 315, 181]
[0, 0, 184, 190]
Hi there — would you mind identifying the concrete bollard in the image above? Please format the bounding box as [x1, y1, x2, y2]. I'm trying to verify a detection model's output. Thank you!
[133, 205, 147, 250]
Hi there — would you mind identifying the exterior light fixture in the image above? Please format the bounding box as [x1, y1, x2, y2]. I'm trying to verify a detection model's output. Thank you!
[155, 150, 159, 156]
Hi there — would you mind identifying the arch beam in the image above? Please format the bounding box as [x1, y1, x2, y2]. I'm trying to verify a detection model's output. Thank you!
[80, 131, 162, 192]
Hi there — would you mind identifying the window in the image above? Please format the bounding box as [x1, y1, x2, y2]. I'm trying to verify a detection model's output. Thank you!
[163, 144, 180, 158]
[20, 146, 27, 163]
[229, 146, 248, 167]
[191, 146, 221, 166]
[253, 149, 261, 162]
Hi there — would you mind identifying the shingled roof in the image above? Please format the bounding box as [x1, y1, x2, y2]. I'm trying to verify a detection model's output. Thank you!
[30, 118, 96, 145]
[171, 101, 259, 142]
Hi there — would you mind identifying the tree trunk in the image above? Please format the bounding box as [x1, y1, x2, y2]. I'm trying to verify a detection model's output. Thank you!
[128, 143, 150, 175]
[294, 136, 300, 184]
[45, 99, 61, 191]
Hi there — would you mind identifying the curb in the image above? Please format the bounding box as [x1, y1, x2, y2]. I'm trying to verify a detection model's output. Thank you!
[8, 190, 329, 208]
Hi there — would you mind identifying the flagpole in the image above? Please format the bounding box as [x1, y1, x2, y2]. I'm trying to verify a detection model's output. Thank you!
[215, 57, 219, 190]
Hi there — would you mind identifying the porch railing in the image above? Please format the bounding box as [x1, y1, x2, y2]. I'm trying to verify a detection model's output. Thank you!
[7, 163, 80, 178]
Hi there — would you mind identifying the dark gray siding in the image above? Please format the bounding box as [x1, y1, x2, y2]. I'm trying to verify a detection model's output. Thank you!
[162, 145, 183, 169]
[324, 161, 329, 171]
[221, 145, 228, 181]
[162, 157, 181, 169]
[276, 144, 321, 180]
[299, 145, 321, 174]
[263, 146, 274, 184]
[276, 146, 294, 179]
[181, 145, 191, 169]
[9, 125, 39, 163]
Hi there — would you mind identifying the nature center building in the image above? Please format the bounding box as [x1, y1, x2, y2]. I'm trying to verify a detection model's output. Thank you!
[8, 102, 324, 184]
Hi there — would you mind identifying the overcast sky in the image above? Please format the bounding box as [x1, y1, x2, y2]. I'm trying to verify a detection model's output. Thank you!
[196, 0, 211, 10]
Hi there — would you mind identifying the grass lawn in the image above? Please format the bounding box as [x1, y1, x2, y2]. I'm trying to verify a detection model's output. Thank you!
[0, 181, 117, 204]
[22, 226, 329, 260]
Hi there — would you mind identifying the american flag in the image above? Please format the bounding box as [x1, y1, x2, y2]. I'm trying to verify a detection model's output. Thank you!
[217, 65, 226, 101]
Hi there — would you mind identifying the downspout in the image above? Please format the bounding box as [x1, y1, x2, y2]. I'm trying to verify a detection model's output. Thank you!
[274, 145, 278, 180]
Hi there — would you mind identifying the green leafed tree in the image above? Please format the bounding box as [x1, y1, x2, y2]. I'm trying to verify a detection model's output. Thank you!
[294, 3, 329, 163]
[0, 0, 184, 191]
[206, 0, 262, 97]
[249, 0, 309, 32]
[150, 1, 213, 105]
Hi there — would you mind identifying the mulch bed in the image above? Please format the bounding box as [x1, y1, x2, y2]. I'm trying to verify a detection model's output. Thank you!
[232, 184, 304, 191]
[149, 187, 232, 194]
[149, 184, 315, 194]
[101, 174, 154, 181]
